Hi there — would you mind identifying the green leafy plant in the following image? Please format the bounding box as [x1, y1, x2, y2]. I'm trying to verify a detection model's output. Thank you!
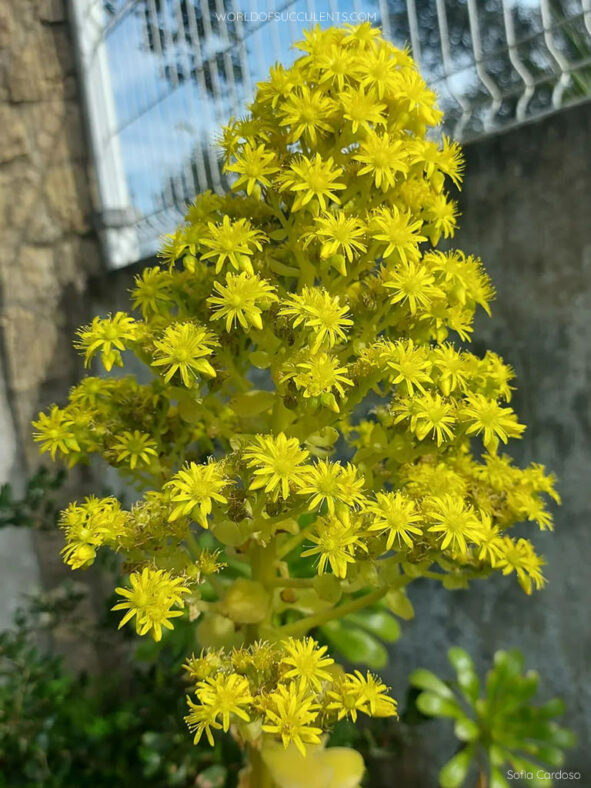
[410, 648, 575, 788]
[0, 590, 245, 788]
[0, 468, 65, 531]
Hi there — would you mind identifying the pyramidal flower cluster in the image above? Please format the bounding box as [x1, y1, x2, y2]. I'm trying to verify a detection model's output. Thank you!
[33, 24, 559, 774]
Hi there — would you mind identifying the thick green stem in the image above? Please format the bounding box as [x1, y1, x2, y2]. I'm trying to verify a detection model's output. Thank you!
[245, 539, 278, 644]
[276, 522, 315, 560]
[268, 577, 315, 589]
[275, 586, 390, 637]
[274, 576, 413, 638]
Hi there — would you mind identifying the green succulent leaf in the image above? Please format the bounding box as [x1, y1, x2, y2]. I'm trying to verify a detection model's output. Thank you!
[409, 668, 456, 700]
[416, 691, 466, 719]
[454, 717, 480, 742]
[346, 610, 401, 643]
[489, 767, 510, 788]
[448, 647, 479, 704]
[320, 620, 388, 669]
[384, 588, 415, 620]
[439, 745, 475, 788]
[529, 744, 565, 767]
[509, 755, 553, 787]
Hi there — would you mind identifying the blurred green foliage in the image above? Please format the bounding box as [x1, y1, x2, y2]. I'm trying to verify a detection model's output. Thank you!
[0, 468, 65, 531]
[0, 593, 244, 787]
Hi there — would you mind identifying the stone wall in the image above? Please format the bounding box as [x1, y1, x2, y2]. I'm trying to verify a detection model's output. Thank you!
[0, 0, 102, 630]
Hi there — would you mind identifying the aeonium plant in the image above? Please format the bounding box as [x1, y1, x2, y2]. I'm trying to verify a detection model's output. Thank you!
[34, 23, 560, 787]
[410, 648, 575, 788]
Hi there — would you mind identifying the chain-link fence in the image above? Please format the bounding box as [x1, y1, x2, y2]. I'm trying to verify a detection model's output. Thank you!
[70, 0, 591, 266]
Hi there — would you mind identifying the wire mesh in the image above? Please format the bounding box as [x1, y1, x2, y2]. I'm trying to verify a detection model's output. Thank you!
[72, 0, 591, 265]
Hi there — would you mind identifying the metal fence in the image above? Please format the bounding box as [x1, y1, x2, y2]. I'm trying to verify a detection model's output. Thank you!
[69, 0, 591, 267]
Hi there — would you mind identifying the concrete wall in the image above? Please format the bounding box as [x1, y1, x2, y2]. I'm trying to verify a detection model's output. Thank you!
[0, 0, 102, 629]
[385, 102, 591, 785]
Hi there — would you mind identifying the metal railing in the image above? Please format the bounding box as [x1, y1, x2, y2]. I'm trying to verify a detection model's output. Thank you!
[70, 0, 591, 267]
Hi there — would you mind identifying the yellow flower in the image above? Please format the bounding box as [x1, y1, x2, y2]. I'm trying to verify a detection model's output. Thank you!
[355, 131, 410, 192]
[284, 352, 353, 410]
[200, 215, 266, 273]
[367, 492, 423, 549]
[184, 699, 221, 746]
[327, 677, 369, 722]
[424, 193, 459, 245]
[244, 433, 310, 500]
[474, 512, 505, 566]
[112, 567, 190, 641]
[111, 430, 158, 470]
[312, 212, 367, 267]
[371, 206, 427, 263]
[438, 135, 465, 188]
[339, 84, 386, 134]
[279, 85, 336, 144]
[497, 537, 546, 594]
[59, 496, 128, 569]
[281, 637, 334, 690]
[384, 259, 442, 315]
[393, 67, 438, 116]
[279, 287, 353, 350]
[207, 271, 277, 332]
[157, 228, 191, 267]
[183, 650, 221, 682]
[195, 673, 253, 731]
[393, 392, 455, 445]
[262, 683, 323, 755]
[256, 62, 295, 107]
[166, 460, 230, 526]
[302, 510, 366, 578]
[427, 495, 481, 555]
[277, 154, 345, 212]
[226, 142, 279, 195]
[344, 671, 398, 717]
[462, 394, 525, 454]
[152, 322, 217, 387]
[75, 312, 138, 371]
[358, 44, 401, 98]
[433, 345, 471, 395]
[299, 460, 365, 513]
[314, 43, 360, 89]
[33, 405, 80, 460]
[131, 267, 172, 318]
[342, 21, 381, 49]
[380, 338, 432, 395]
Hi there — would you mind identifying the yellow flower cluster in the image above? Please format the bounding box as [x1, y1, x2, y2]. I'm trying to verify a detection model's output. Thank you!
[33, 24, 561, 767]
[113, 567, 190, 641]
[183, 638, 397, 754]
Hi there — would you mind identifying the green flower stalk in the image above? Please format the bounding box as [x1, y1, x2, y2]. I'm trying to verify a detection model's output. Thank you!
[33, 23, 560, 786]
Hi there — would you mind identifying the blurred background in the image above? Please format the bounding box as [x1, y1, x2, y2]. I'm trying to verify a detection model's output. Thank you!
[0, 0, 590, 784]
